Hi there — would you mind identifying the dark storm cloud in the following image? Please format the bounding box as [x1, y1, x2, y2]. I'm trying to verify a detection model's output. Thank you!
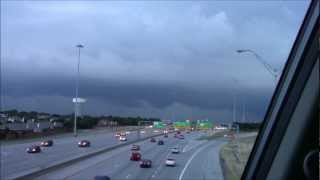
[3, 72, 270, 120]
[0, 1, 309, 121]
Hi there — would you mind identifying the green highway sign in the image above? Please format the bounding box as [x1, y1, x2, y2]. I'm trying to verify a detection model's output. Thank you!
[173, 121, 191, 129]
[196, 122, 212, 129]
[153, 121, 165, 128]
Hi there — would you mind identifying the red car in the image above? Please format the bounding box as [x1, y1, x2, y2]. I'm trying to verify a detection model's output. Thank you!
[130, 152, 141, 161]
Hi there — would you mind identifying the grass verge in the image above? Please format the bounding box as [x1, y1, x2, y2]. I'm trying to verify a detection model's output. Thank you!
[220, 136, 256, 180]
[196, 131, 227, 140]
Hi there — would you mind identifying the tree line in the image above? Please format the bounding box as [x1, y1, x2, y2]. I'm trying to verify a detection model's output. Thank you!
[1, 109, 160, 129]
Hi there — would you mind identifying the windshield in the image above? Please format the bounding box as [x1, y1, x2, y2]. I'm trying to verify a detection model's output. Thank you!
[0, 1, 310, 180]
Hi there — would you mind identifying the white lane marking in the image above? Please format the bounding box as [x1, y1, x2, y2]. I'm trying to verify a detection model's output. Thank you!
[178, 142, 213, 180]
[182, 144, 188, 153]
[150, 144, 173, 178]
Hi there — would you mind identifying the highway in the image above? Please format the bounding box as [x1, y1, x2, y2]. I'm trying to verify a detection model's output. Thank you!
[33, 131, 227, 180]
[0, 128, 159, 180]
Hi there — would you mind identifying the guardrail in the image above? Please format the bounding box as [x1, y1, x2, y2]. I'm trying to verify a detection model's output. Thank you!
[9, 132, 165, 180]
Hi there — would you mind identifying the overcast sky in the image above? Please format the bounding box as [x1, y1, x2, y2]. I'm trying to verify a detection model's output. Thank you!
[0, 1, 309, 122]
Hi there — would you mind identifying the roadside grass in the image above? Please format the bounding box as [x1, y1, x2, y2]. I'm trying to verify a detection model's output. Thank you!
[220, 136, 257, 180]
[196, 131, 227, 140]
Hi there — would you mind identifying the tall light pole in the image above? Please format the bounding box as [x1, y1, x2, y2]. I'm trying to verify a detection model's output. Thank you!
[242, 95, 246, 123]
[236, 49, 279, 83]
[231, 78, 238, 125]
[233, 91, 237, 124]
[74, 44, 84, 137]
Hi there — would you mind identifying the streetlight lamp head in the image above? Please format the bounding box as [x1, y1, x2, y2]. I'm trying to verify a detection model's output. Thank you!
[76, 44, 84, 48]
[236, 49, 247, 53]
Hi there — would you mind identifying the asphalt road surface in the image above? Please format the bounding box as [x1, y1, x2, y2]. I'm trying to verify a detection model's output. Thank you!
[0, 128, 159, 180]
[34, 131, 227, 180]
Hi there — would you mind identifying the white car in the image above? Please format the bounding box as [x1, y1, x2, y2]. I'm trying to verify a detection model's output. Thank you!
[171, 147, 180, 154]
[119, 136, 127, 141]
[153, 130, 159, 133]
[125, 131, 130, 135]
[140, 130, 146, 134]
[165, 158, 176, 166]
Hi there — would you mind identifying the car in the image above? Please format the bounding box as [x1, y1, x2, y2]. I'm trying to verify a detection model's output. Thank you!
[130, 152, 141, 161]
[78, 140, 90, 147]
[224, 133, 235, 138]
[150, 138, 156, 142]
[115, 132, 121, 137]
[186, 131, 190, 134]
[131, 144, 140, 151]
[119, 136, 127, 141]
[26, 145, 41, 153]
[171, 147, 179, 154]
[179, 135, 185, 139]
[140, 130, 146, 134]
[140, 159, 152, 168]
[165, 158, 176, 166]
[157, 140, 164, 145]
[125, 131, 130, 135]
[164, 134, 168, 138]
[40, 140, 53, 147]
[174, 134, 178, 138]
[94, 176, 111, 180]
[153, 130, 159, 133]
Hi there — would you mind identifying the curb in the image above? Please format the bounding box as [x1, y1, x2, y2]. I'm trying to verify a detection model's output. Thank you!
[9, 133, 164, 180]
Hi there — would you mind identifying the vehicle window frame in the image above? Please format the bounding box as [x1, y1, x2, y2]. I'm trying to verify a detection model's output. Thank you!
[241, 0, 319, 179]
